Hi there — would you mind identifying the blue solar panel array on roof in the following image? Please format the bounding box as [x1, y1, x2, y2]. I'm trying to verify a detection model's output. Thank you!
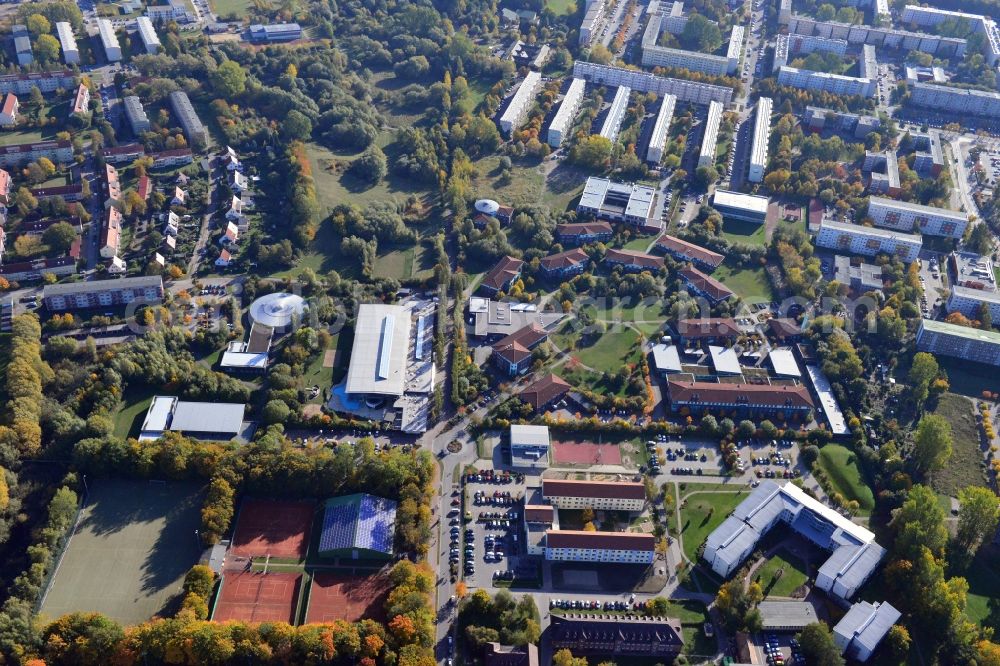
[318, 494, 397, 555]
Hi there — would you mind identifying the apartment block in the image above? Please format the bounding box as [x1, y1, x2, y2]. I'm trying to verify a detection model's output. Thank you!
[916, 318, 1000, 366]
[0, 140, 73, 167]
[867, 196, 968, 239]
[498, 71, 541, 137]
[98, 19, 122, 62]
[599, 85, 631, 142]
[545, 531, 655, 564]
[698, 100, 723, 168]
[124, 96, 151, 135]
[43, 276, 164, 311]
[573, 62, 733, 105]
[169, 91, 207, 146]
[748, 96, 772, 183]
[947, 285, 1000, 322]
[646, 93, 676, 163]
[785, 15, 966, 58]
[547, 78, 585, 147]
[815, 219, 921, 263]
[136, 16, 162, 54]
[901, 4, 1000, 65]
[55, 22, 79, 65]
[579, 0, 606, 45]
[542, 479, 646, 511]
[909, 81, 1000, 119]
[0, 71, 75, 95]
[777, 66, 874, 98]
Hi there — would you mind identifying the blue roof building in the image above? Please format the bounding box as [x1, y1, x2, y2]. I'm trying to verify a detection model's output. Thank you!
[318, 493, 397, 560]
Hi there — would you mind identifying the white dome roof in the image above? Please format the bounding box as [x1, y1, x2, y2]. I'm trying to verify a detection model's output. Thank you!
[249, 292, 306, 328]
[474, 199, 500, 215]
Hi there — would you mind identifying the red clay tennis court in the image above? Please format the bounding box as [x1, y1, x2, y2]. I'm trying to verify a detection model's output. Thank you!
[212, 571, 301, 623]
[552, 440, 622, 465]
[304, 571, 391, 624]
[230, 499, 314, 559]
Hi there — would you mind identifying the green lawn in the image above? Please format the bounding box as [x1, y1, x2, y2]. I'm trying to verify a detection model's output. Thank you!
[0, 127, 46, 146]
[965, 554, 1000, 626]
[307, 141, 431, 213]
[573, 328, 644, 375]
[678, 490, 749, 562]
[113, 385, 159, 439]
[816, 444, 875, 512]
[545, 0, 578, 14]
[622, 235, 655, 251]
[721, 219, 767, 246]
[209, 0, 253, 18]
[754, 551, 809, 598]
[712, 263, 774, 303]
[929, 393, 987, 498]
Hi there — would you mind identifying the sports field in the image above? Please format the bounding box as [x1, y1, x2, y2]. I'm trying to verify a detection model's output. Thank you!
[212, 571, 302, 623]
[552, 439, 623, 465]
[304, 571, 391, 624]
[231, 499, 315, 560]
[39, 480, 202, 625]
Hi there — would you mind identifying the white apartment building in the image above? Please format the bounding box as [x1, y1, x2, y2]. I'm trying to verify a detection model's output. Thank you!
[947, 285, 1000, 322]
[0, 71, 76, 95]
[867, 196, 968, 239]
[55, 22, 79, 65]
[748, 96, 772, 183]
[579, 0, 605, 45]
[909, 81, 1000, 119]
[641, 15, 742, 75]
[573, 61, 733, 105]
[773, 34, 848, 72]
[901, 5, 1000, 65]
[833, 601, 902, 663]
[136, 16, 162, 55]
[815, 219, 921, 263]
[547, 78, 586, 147]
[545, 531, 655, 564]
[499, 71, 541, 138]
[698, 100, 723, 168]
[599, 85, 631, 142]
[646, 93, 677, 163]
[916, 318, 1000, 366]
[860, 44, 877, 80]
[98, 19, 122, 62]
[777, 66, 874, 98]
[0, 140, 73, 167]
[784, 15, 966, 58]
[542, 479, 646, 511]
[726, 25, 745, 69]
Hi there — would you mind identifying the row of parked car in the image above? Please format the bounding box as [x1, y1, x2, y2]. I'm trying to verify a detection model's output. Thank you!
[473, 490, 515, 506]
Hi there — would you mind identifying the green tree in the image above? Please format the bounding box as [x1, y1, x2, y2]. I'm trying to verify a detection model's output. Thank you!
[569, 134, 612, 170]
[262, 399, 291, 424]
[797, 622, 845, 666]
[679, 14, 723, 52]
[42, 222, 78, 254]
[695, 165, 718, 186]
[908, 352, 939, 407]
[34, 33, 61, 63]
[913, 414, 953, 478]
[955, 486, 1000, 558]
[892, 484, 948, 561]
[209, 60, 247, 98]
[26, 13, 50, 35]
[14, 186, 38, 217]
[553, 649, 588, 666]
[282, 110, 313, 141]
[347, 146, 388, 185]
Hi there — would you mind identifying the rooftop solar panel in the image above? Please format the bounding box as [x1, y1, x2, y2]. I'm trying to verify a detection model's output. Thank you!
[318, 494, 397, 556]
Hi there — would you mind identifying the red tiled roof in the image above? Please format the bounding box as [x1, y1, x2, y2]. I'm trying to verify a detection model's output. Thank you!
[543, 479, 646, 501]
[768, 318, 802, 339]
[545, 530, 655, 551]
[676, 317, 741, 339]
[492, 324, 547, 364]
[667, 378, 814, 409]
[524, 504, 554, 523]
[519, 373, 570, 410]
[655, 234, 724, 269]
[540, 248, 588, 271]
[1, 93, 17, 117]
[137, 175, 151, 200]
[482, 255, 523, 291]
[556, 221, 613, 237]
[0, 168, 10, 197]
[604, 248, 664, 270]
[679, 266, 735, 301]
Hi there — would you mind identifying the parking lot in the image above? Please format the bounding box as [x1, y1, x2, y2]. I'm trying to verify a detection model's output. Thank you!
[455, 469, 528, 589]
[753, 632, 806, 666]
[917, 252, 947, 318]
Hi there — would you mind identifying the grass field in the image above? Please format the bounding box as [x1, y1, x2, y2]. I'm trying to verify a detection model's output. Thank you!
[754, 551, 809, 597]
[113, 384, 158, 439]
[573, 328, 644, 375]
[816, 444, 875, 512]
[209, 0, 252, 17]
[545, 0, 578, 14]
[965, 554, 1000, 625]
[307, 142, 430, 213]
[929, 393, 986, 498]
[40, 480, 202, 625]
[713, 263, 775, 303]
[678, 489, 749, 562]
[721, 219, 767, 246]
[471, 156, 587, 214]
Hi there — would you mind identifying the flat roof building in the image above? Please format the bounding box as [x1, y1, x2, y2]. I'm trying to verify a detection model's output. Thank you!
[646, 93, 677, 164]
[713, 189, 769, 224]
[749, 96, 772, 183]
[247, 22, 302, 42]
[547, 78, 585, 148]
[43, 275, 163, 311]
[577, 176, 656, 227]
[698, 101, 723, 168]
[709, 345, 741, 375]
[815, 220, 921, 263]
[758, 601, 819, 631]
[803, 106, 881, 138]
[317, 493, 396, 560]
[97, 19, 122, 62]
[651, 343, 682, 375]
[704, 480, 884, 601]
[641, 12, 738, 75]
[136, 16, 161, 54]
[345, 303, 412, 398]
[768, 348, 801, 378]
[123, 96, 150, 135]
[916, 318, 1000, 366]
[599, 86, 631, 142]
[169, 90, 207, 147]
[909, 81, 1000, 119]
[510, 424, 550, 469]
[867, 196, 968, 239]
[805, 364, 849, 435]
[573, 61, 733, 105]
[499, 71, 541, 138]
[784, 15, 966, 59]
[139, 395, 247, 441]
[55, 22, 79, 65]
[777, 66, 874, 98]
